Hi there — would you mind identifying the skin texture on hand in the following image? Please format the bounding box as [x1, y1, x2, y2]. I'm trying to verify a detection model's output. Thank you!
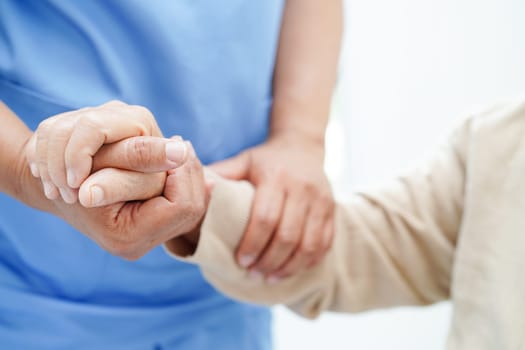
[210, 134, 335, 282]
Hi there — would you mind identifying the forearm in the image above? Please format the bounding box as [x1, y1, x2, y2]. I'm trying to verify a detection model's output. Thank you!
[270, 0, 343, 143]
[166, 122, 467, 317]
[0, 101, 56, 213]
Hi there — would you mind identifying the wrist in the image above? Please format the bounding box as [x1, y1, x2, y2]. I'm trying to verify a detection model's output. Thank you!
[5, 133, 31, 198]
[0, 102, 58, 214]
[269, 127, 326, 149]
[269, 96, 331, 147]
[7, 135, 59, 215]
[269, 112, 329, 149]
[267, 127, 327, 164]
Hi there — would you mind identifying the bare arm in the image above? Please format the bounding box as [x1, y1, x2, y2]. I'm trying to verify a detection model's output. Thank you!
[271, 0, 343, 142]
[0, 101, 55, 213]
[211, 0, 343, 281]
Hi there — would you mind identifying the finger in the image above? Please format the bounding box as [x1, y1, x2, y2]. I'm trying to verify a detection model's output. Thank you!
[46, 116, 78, 203]
[78, 168, 166, 207]
[187, 142, 207, 207]
[35, 119, 60, 200]
[269, 203, 327, 280]
[249, 193, 308, 276]
[92, 136, 188, 173]
[235, 184, 286, 269]
[184, 141, 208, 235]
[208, 152, 250, 180]
[156, 142, 204, 235]
[163, 143, 195, 204]
[65, 104, 158, 189]
[307, 217, 335, 269]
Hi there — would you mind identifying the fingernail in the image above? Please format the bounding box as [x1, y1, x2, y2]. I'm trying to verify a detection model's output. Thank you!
[267, 275, 282, 285]
[59, 187, 77, 204]
[29, 163, 39, 177]
[67, 169, 78, 188]
[89, 185, 104, 206]
[43, 182, 59, 200]
[43, 182, 54, 198]
[165, 141, 187, 164]
[248, 269, 263, 280]
[239, 254, 256, 268]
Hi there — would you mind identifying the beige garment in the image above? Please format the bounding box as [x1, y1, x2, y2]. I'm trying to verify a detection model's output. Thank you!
[165, 98, 525, 350]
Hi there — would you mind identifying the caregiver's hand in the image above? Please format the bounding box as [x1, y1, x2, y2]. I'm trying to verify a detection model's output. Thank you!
[27, 133, 206, 260]
[26, 100, 186, 204]
[210, 133, 335, 282]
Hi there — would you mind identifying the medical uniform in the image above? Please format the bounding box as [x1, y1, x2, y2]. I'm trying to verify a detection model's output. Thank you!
[0, 1, 283, 349]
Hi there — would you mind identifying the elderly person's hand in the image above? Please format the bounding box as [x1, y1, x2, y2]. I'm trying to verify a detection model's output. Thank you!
[26, 100, 187, 204]
[210, 133, 335, 282]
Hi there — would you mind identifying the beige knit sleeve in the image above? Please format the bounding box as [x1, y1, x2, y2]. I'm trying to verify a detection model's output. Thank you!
[164, 121, 469, 319]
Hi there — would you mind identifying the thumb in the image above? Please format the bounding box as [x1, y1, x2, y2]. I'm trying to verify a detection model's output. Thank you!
[92, 136, 188, 173]
[78, 168, 165, 208]
[208, 152, 250, 180]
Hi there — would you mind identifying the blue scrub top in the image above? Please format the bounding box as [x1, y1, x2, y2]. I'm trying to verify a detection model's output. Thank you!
[0, 1, 284, 349]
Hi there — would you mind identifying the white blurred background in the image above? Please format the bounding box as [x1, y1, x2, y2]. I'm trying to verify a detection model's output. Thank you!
[274, 0, 525, 349]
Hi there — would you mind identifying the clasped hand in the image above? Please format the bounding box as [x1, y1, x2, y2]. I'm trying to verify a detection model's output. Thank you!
[25, 101, 207, 260]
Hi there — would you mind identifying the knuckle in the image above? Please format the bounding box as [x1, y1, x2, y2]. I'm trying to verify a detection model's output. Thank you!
[78, 111, 103, 132]
[132, 105, 152, 117]
[130, 105, 157, 135]
[131, 105, 154, 123]
[128, 137, 152, 166]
